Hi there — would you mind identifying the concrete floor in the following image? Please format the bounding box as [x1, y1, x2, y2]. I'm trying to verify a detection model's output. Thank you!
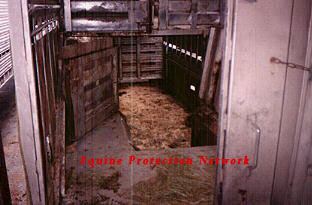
[65, 113, 217, 204]
[0, 79, 28, 204]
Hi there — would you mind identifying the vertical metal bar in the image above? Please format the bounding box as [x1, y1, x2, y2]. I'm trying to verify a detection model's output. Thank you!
[137, 38, 141, 79]
[165, 36, 169, 88]
[179, 36, 182, 56]
[118, 37, 123, 80]
[64, 0, 72, 31]
[41, 38, 52, 136]
[189, 36, 193, 63]
[50, 29, 58, 95]
[191, 0, 198, 29]
[33, 41, 47, 140]
[196, 35, 199, 61]
[159, 0, 168, 29]
[47, 32, 56, 102]
[174, 36, 178, 55]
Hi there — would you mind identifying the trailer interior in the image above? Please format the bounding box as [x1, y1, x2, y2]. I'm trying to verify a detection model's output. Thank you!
[1, 0, 312, 204]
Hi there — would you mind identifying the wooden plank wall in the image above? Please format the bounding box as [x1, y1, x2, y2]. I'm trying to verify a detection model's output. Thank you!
[63, 37, 118, 142]
[115, 36, 164, 83]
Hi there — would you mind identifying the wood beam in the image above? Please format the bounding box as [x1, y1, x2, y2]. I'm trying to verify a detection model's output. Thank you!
[7, 0, 46, 204]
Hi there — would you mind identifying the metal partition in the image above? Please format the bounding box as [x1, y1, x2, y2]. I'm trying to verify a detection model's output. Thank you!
[64, 0, 222, 35]
[65, 0, 150, 32]
[0, 0, 12, 88]
[158, 0, 220, 30]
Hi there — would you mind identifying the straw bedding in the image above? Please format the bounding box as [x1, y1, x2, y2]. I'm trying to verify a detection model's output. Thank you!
[119, 85, 192, 150]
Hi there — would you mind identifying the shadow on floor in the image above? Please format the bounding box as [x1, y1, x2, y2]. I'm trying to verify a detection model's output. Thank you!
[0, 79, 28, 204]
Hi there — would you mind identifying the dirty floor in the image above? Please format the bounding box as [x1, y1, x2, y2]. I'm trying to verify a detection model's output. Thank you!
[65, 113, 216, 204]
[119, 85, 192, 150]
[0, 79, 28, 204]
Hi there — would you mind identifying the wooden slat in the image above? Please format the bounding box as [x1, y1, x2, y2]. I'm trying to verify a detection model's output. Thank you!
[118, 36, 164, 83]
[197, 13, 219, 25]
[120, 74, 162, 83]
[62, 38, 113, 59]
[139, 36, 163, 44]
[199, 28, 216, 99]
[168, 13, 191, 25]
[168, 1, 192, 12]
[198, 0, 219, 12]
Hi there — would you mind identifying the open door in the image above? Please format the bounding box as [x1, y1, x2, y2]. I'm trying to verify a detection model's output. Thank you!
[217, 0, 312, 204]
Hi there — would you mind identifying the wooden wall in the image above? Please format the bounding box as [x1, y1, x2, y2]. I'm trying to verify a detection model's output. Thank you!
[63, 37, 118, 143]
[114, 36, 164, 83]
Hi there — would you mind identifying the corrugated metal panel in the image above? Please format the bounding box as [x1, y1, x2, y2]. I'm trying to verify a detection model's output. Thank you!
[0, 0, 12, 88]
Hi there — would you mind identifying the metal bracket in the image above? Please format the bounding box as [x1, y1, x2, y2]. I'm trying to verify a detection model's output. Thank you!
[246, 115, 261, 177]
[247, 127, 261, 177]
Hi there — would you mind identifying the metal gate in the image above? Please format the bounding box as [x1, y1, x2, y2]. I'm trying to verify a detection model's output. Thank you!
[65, 0, 150, 32]
[8, 0, 64, 204]
[64, 0, 222, 34]
[0, 0, 12, 88]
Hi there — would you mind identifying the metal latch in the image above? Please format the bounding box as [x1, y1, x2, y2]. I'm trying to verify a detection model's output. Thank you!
[246, 115, 261, 177]
[270, 57, 312, 72]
